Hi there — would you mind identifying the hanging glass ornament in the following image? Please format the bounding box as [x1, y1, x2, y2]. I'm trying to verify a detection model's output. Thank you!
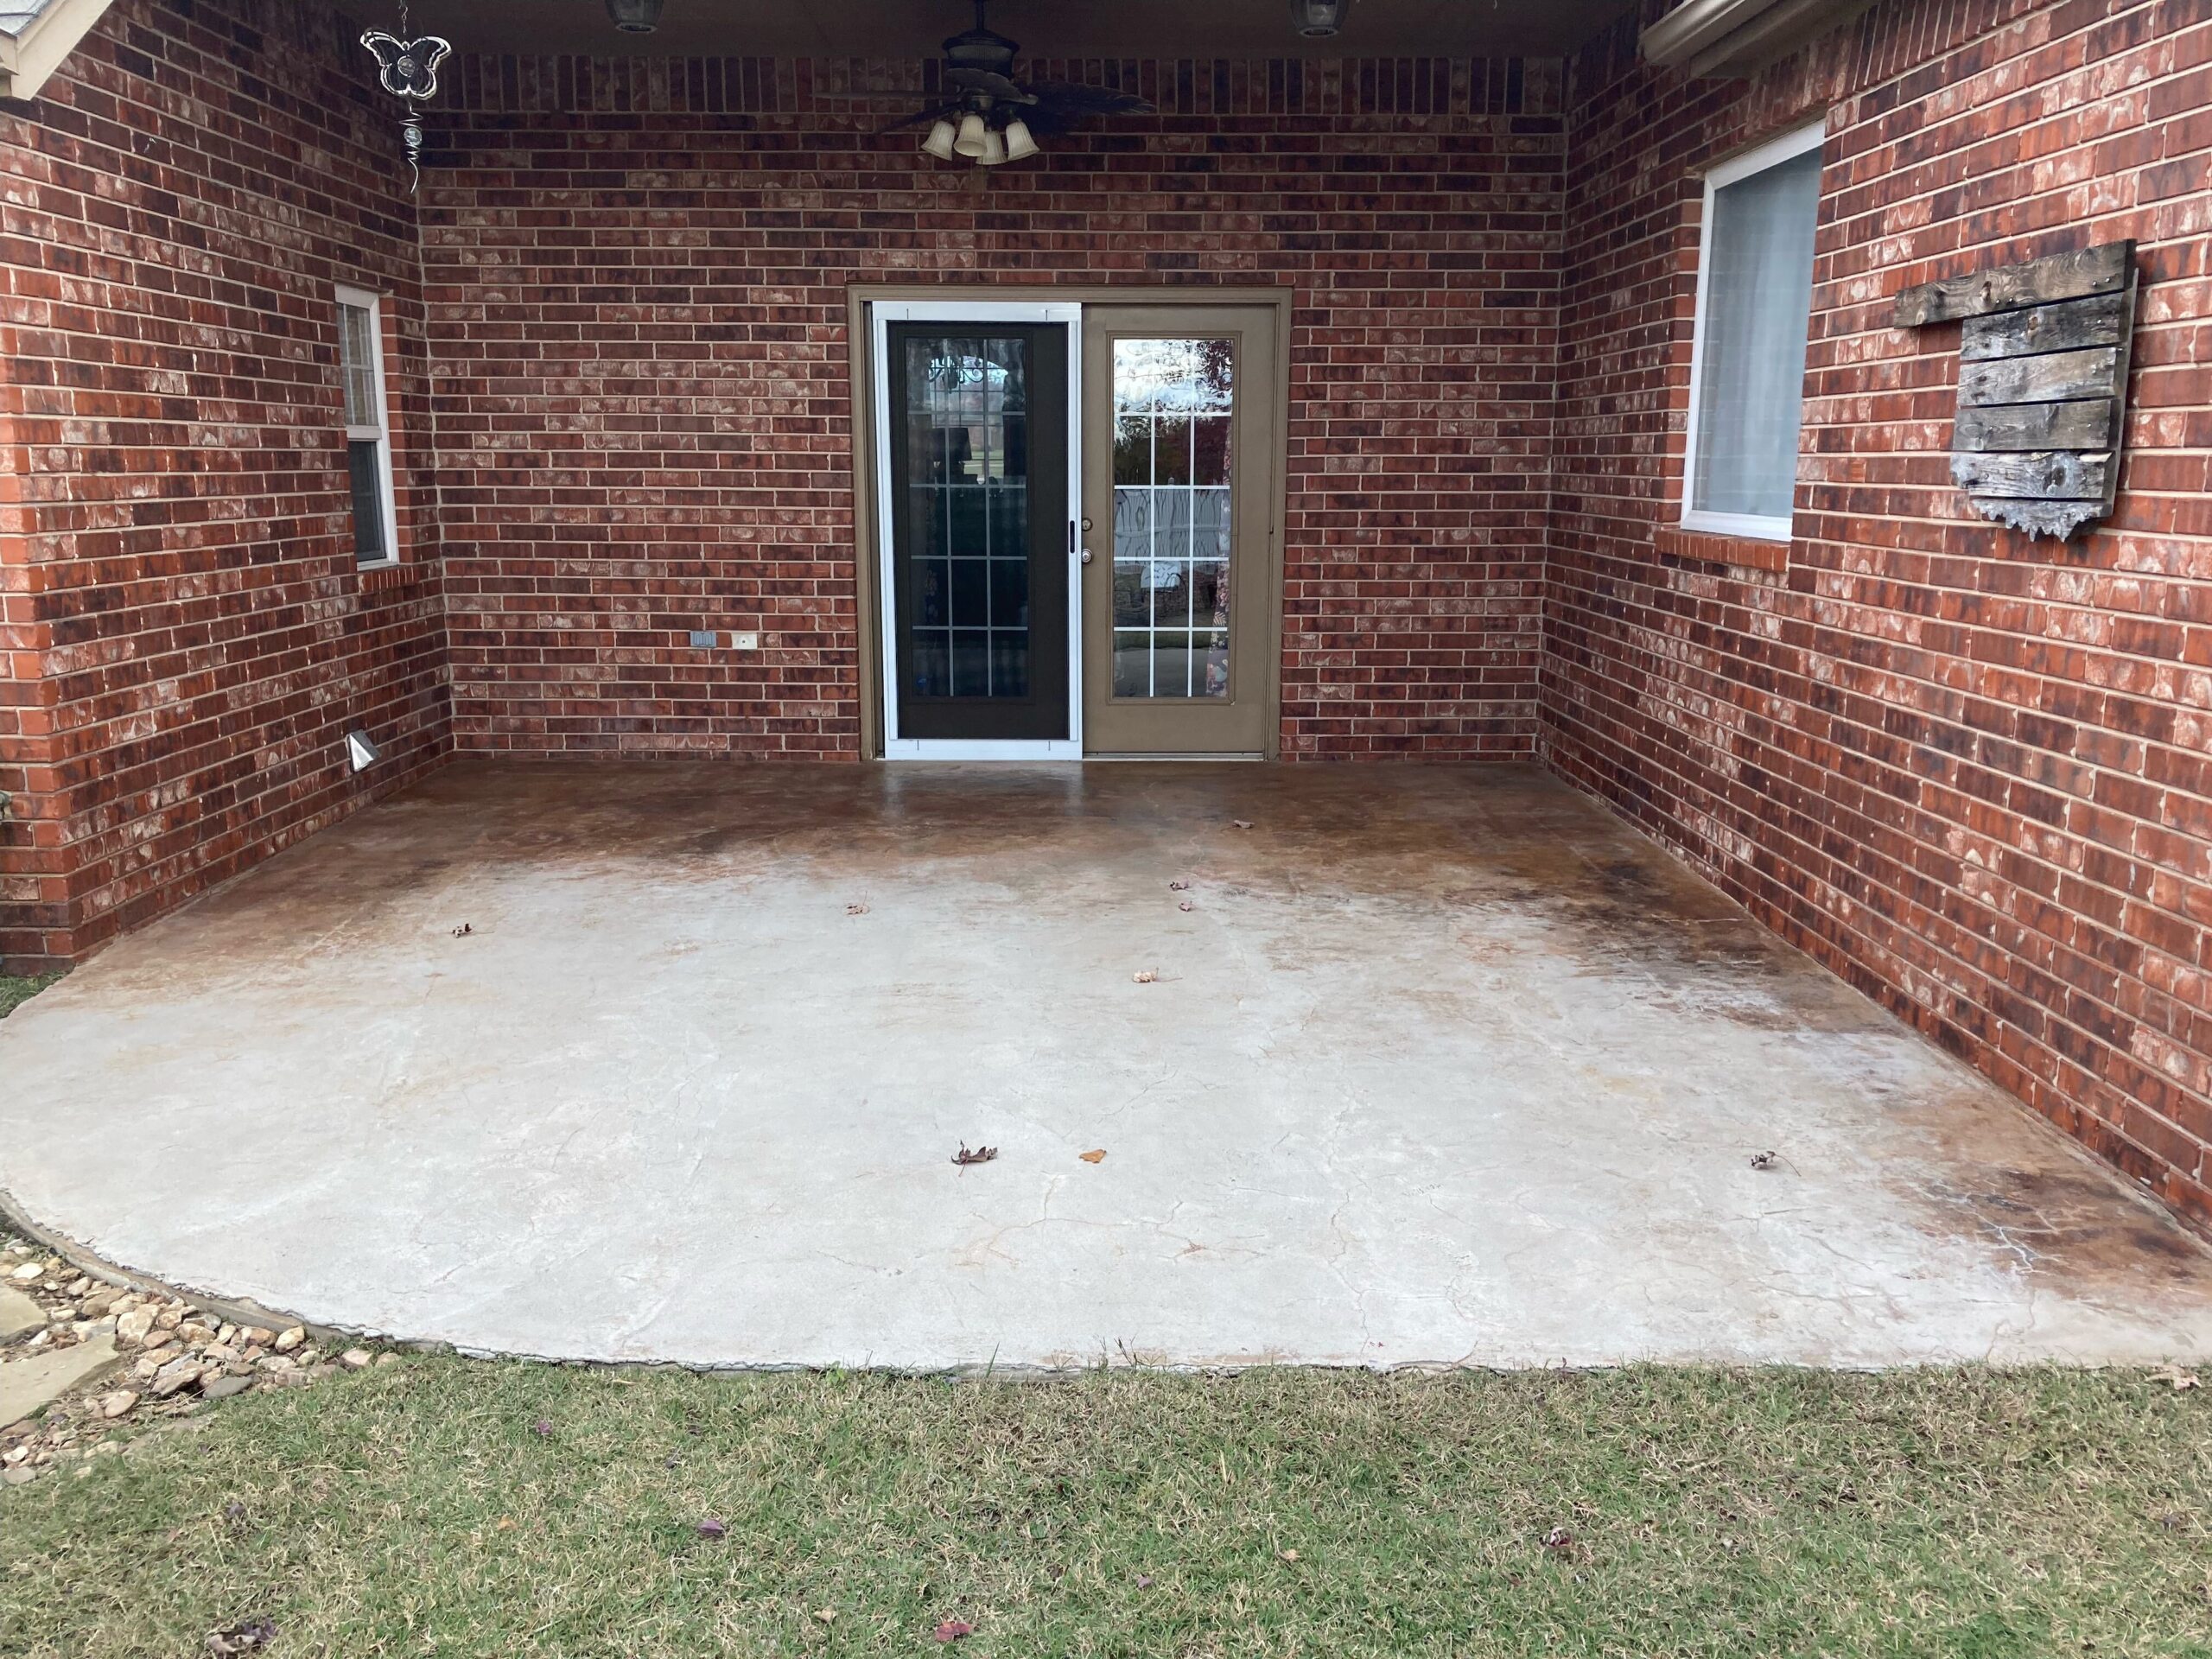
[360, 3, 450, 195]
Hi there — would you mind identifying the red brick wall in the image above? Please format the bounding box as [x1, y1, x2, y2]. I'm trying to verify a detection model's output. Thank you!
[0, 0, 452, 972]
[1543, 0, 2212, 1223]
[423, 54, 1563, 759]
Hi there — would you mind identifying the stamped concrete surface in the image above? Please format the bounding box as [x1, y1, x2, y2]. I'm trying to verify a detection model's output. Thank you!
[4, 761, 2209, 1370]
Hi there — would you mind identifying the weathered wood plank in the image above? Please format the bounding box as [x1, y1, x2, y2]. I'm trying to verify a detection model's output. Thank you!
[1973, 498, 2103, 539]
[1961, 290, 2130, 361]
[1894, 240, 2133, 327]
[1949, 448, 2111, 500]
[1954, 398, 2116, 452]
[1959, 346, 2119, 407]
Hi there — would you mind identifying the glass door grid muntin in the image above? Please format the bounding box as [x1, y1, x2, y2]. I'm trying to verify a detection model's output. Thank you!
[901, 334, 1033, 702]
[1110, 336, 1235, 701]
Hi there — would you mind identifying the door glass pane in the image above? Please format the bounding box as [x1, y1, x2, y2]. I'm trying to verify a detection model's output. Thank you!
[903, 335, 1031, 700]
[1109, 338, 1232, 700]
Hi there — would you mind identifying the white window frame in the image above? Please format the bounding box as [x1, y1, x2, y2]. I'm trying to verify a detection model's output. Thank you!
[870, 299, 1084, 761]
[1680, 120, 1826, 543]
[336, 283, 400, 570]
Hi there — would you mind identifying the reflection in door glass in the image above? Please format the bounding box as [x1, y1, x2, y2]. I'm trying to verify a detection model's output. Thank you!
[905, 337, 1030, 699]
[1111, 339, 1231, 699]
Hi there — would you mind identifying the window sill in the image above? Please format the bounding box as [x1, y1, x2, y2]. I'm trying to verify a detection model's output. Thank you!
[1653, 524, 1790, 574]
[358, 560, 423, 594]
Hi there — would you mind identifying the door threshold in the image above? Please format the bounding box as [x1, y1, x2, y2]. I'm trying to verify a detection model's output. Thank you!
[883, 739, 1083, 761]
[1081, 752, 1267, 762]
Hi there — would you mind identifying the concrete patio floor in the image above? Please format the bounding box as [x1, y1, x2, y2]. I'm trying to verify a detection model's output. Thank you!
[5, 760, 2210, 1370]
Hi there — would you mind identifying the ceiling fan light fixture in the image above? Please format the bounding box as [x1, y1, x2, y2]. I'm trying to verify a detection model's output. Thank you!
[977, 127, 1009, 165]
[1289, 0, 1347, 39]
[923, 118, 959, 160]
[952, 111, 990, 157]
[1001, 118, 1039, 162]
[606, 0, 666, 33]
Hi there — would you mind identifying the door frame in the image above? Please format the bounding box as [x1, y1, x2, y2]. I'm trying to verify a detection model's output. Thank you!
[870, 299, 1084, 760]
[851, 284, 1294, 761]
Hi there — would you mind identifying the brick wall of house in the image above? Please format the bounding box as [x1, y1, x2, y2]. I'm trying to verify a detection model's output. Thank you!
[1544, 0, 2212, 1224]
[0, 0, 452, 972]
[423, 54, 1564, 760]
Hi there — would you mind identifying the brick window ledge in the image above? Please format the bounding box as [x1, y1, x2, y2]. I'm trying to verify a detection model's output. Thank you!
[1653, 524, 1790, 574]
[360, 562, 427, 596]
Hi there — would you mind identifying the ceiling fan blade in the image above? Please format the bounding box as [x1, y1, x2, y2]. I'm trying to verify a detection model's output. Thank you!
[874, 104, 959, 135]
[1025, 81, 1155, 117]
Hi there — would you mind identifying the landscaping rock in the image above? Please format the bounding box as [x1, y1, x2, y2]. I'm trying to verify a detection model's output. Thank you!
[149, 1357, 205, 1398]
[97, 1389, 138, 1419]
[0, 1334, 123, 1424]
[0, 1282, 43, 1340]
[115, 1307, 155, 1344]
[339, 1349, 373, 1371]
[202, 1375, 252, 1401]
[274, 1327, 305, 1353]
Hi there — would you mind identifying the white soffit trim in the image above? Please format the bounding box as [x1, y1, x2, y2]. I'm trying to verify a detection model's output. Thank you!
[1641, 0, 1867, 79]
[0, 0, 114, 101]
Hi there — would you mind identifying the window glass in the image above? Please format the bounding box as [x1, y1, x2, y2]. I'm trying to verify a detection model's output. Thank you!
[338, 293, 393, 567]
[340, 302, 379, 428]
[1690, 143, 1821, 526]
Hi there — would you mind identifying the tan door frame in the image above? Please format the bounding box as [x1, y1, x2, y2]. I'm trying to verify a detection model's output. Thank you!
[847, 283, 1294, 760]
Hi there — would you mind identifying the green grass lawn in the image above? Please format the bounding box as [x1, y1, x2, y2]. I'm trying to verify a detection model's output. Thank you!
[0, 972, 60, 1019]
[3, 1362, 2208, 1657]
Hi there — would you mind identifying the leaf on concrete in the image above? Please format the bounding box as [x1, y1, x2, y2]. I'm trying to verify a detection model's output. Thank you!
[846, 904, 868, 917]
[952, 1144, 998, 1167]
[1131, 969, 1160, 983]
[1179, 899, 1194, 912]
[451, 924, 473, 938]
[1078, 1149, 1106, 1164]
[1230, 819, 1253, 830]
[1167, 880, 1191, 892]
[1749, 1150, 1777, 1170]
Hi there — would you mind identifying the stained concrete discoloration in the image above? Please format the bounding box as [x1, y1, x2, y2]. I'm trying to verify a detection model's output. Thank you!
[3, 760, 2209, 1370]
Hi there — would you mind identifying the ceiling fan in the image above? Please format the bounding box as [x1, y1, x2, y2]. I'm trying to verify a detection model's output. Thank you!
[860, 1, 1156, 166]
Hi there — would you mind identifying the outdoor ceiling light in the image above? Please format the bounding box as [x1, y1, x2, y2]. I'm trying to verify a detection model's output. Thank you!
[923, 118, 959, 160]
[952, 111, 989, 158]
[1001, 118, 1039, 162]
[606, 0, 665, 33]
[346, 729, 382, 773]
[977, 127, 1008, 165]
[1289, 0, 1348, 38]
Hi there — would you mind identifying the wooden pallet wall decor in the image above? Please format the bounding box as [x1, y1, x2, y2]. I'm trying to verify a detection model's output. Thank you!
[1894, 240, 2138, 541]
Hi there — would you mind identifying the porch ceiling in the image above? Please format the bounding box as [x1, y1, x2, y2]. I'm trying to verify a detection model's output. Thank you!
[432, 0, 1639, 60]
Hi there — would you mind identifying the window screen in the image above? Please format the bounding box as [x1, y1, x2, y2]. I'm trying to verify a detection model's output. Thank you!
[1689, 143, 1821, 527]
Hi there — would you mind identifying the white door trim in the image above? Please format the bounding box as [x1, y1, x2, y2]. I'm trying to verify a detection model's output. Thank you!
[871, 300, 1084, 761]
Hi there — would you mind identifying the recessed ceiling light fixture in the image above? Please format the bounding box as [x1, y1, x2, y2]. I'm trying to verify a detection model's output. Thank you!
[607, 0, 666, 34]
[1290, 0, 1350, 39]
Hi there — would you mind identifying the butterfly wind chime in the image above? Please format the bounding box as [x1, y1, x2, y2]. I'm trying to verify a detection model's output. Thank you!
[360, 2, 451, 194]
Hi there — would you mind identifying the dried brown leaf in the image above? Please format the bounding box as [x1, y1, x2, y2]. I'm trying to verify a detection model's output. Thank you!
[1078, 1149, 1107, 1165]
[952, 1144, 998, 1167]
